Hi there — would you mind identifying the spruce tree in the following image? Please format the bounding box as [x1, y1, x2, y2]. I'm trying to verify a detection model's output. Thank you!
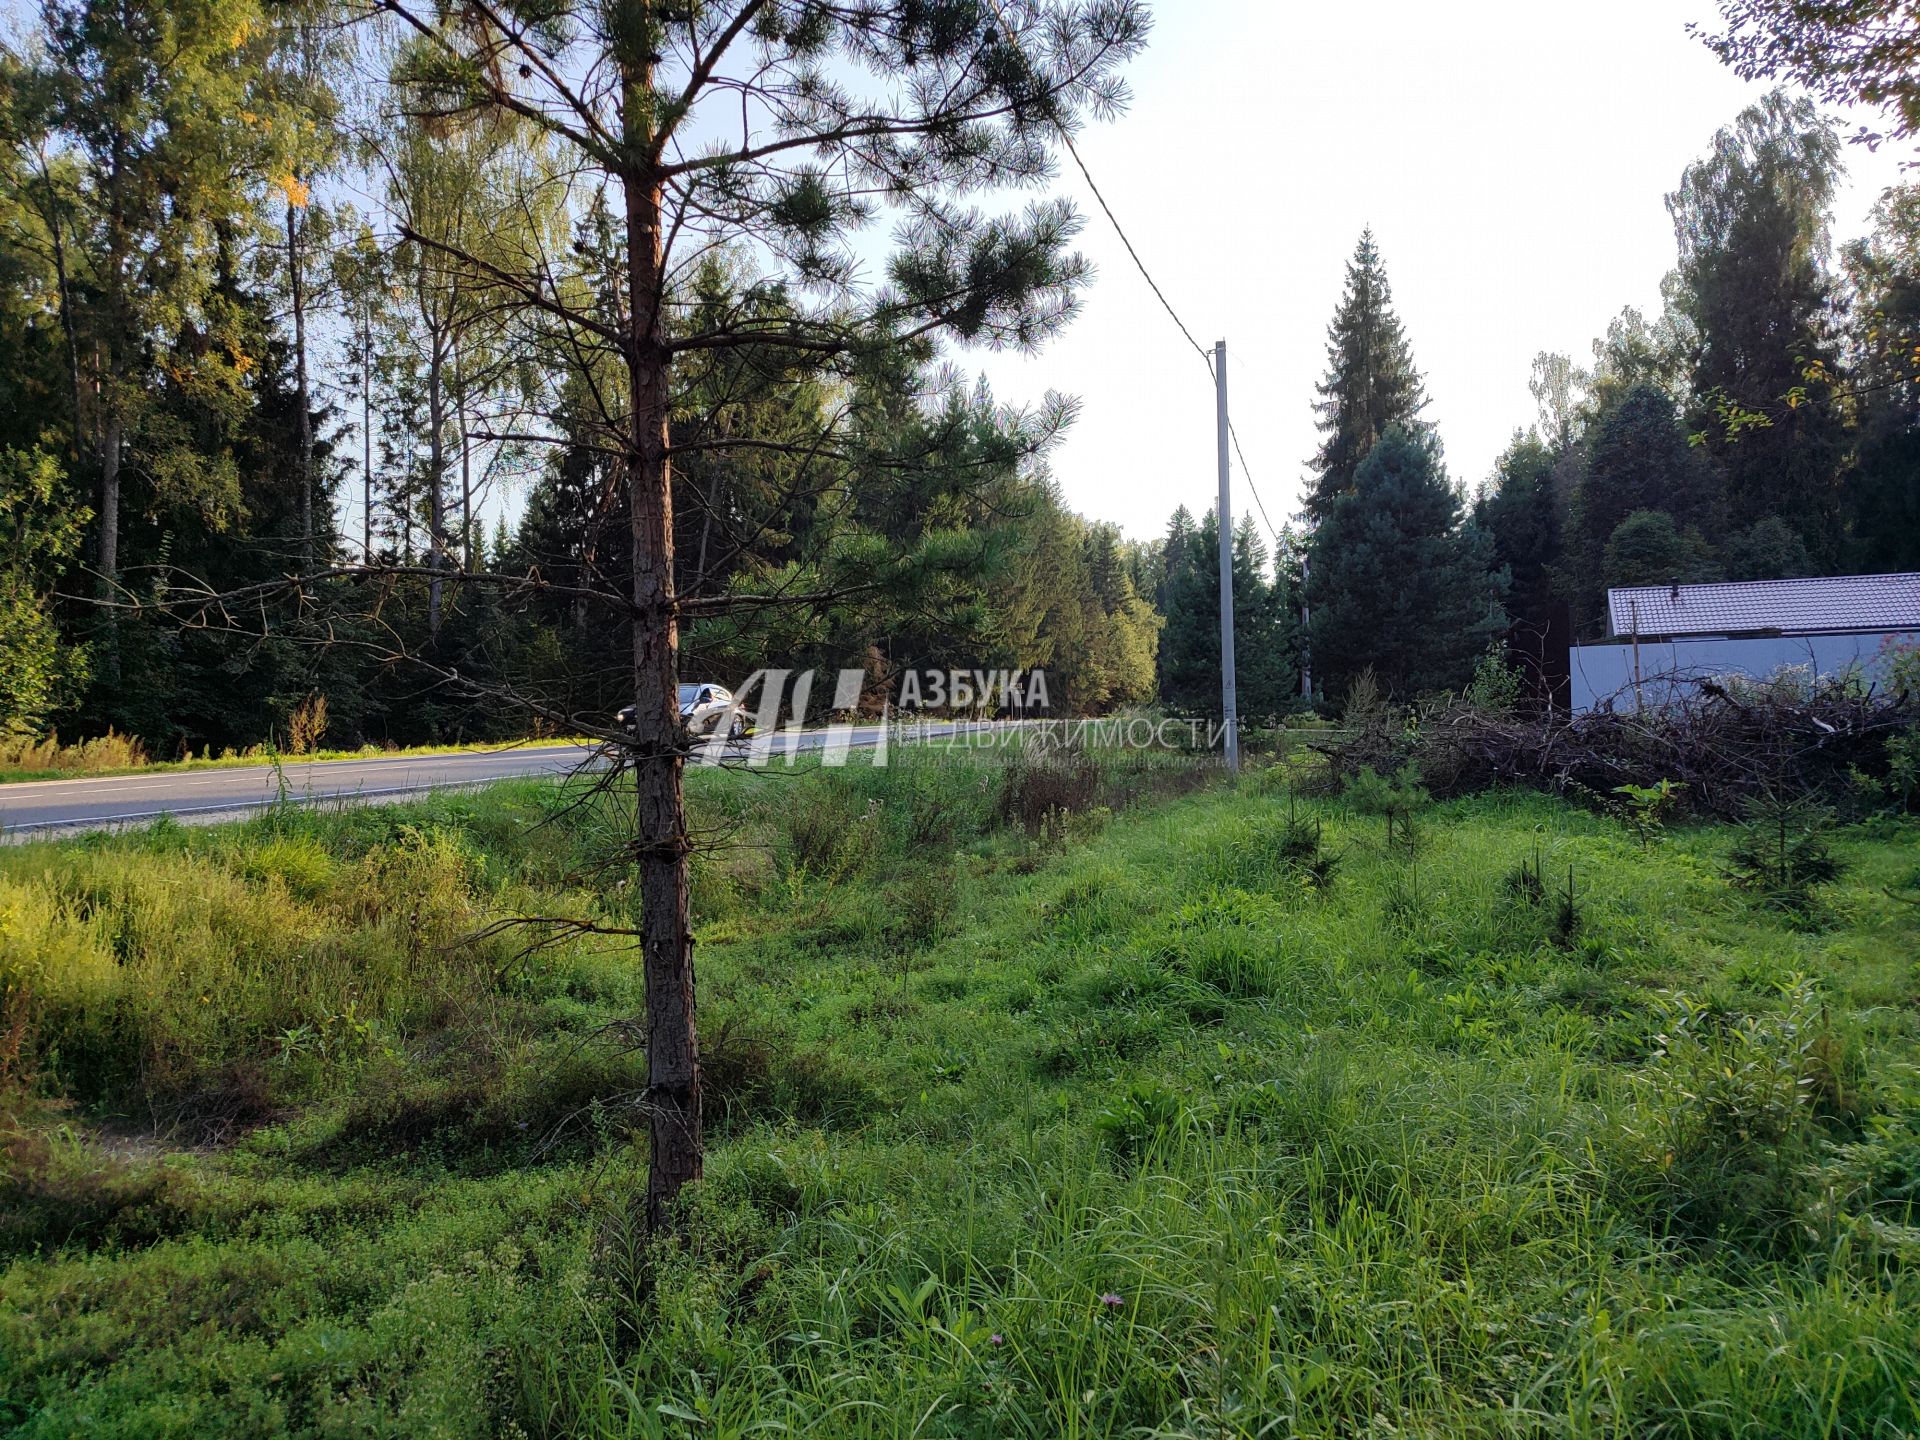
[1307, 427, 1502, 700]
[1478, 431, 1563, 628]
[1306, 229, 1429, 524]
[1156, 508, 1293, 719]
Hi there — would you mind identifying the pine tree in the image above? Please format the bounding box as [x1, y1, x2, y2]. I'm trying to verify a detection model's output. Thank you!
[1308, 427, 1502, 700]
[1306, 229, 1429, 524]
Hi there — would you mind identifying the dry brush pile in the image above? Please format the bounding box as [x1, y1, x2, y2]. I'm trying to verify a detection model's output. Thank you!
[1318, 676, 1920, 818]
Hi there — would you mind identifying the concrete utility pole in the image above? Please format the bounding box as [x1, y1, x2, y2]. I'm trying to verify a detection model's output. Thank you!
[1215, 339, 1239, 775]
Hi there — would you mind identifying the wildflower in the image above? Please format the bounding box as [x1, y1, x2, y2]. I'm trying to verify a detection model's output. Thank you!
[1100, 1293, 1122, 1310]
[989, 1333, 1004, 1347]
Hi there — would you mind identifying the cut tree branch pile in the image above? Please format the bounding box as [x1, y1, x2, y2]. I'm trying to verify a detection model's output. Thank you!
[1318, 682, 1919, 817]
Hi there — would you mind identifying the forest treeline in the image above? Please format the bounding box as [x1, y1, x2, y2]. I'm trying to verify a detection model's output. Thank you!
[2, 3, 1917, 750]
[0, 0, 1163, 754]
[1150, 89, 1920, 713]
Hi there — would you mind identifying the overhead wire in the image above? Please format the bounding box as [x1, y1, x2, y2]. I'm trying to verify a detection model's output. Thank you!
[979, 0, 1286, 553]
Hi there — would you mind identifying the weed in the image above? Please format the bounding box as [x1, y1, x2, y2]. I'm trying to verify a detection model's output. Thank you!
[1630, 976, 1864, 1246]
[286, 692, 330, 755]
[997, 752, 1102, 831]
[1094, 1076, 1195, 1166]
[1611, 778, 1685, 849]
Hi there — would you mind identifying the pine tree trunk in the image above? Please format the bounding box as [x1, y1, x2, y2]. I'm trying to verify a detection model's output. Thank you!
[99, 411, 121, 586]
[623, 50, 701, 1234]
[99, 137, 127, 679]
[41, 170, 86, 465]
[427, 336, 446, 637]
[456, 343, 474, 569]
[98, 409, 122, 682]
[289, 199, 314, 567]
[362, 300, 374, 557]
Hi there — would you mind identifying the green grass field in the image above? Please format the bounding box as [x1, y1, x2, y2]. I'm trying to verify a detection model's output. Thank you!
[2, 749, 1917, 1437]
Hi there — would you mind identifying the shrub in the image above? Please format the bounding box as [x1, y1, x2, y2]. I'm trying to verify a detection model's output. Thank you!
[1610, 778, 1684, 849]
[1465, 644, 1522, 714]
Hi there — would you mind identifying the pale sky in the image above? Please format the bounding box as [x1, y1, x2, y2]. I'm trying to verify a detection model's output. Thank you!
[963, 0, 1911, 543]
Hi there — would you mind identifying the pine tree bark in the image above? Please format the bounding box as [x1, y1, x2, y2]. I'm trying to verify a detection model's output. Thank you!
[36, 156, 87, 467]
[289, 198, 314, 567]
[426, 334, 446, 636]
[456, 341, 474, 569]
[98, 412, 121, 588]
[622, 32, 701, 1234]
[362, 296, 374, 558]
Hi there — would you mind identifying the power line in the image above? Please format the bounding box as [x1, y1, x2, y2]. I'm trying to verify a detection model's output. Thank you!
[983, 0, 1285, 552]
[1061, 135, 1211, 367]
[1228, 416, 1281, 545]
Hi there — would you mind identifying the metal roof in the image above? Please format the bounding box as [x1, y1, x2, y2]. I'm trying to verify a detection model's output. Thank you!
[1608, 573, 1920, 638]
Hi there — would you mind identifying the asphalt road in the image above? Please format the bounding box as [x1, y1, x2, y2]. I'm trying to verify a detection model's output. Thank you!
[0, 721, 996, 838]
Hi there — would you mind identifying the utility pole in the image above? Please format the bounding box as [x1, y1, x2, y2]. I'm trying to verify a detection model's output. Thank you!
[1215, 339, 1239, 775]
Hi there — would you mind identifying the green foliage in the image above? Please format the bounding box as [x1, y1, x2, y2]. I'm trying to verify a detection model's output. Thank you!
[1672, 91, 1845, 558]
[1154, 507, 1294, 720]
[1465, 643, 1522, 713]
[1476, 429, 1563, 626]
[1723, 514, 1814, 580]
[2, 774, 1918, 1434]
[1308, 427, 1505, 700]
[1629, 976, 1863, 1245]
[1345, 760, 1427, 856]
[0, 446, 88, 732]
[1611, 778, 1685, 849]
[1727, 793, 1845, 912]
[1306, 228, 1429, 523]
[1572, 384, 1721, 628]
[1604, 508, 1720, 590]
[1343, 760, 1428, 818]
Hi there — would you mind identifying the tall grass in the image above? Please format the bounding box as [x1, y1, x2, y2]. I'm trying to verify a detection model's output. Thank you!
[0, 728, 148, 777]
[2, 751, 1917, 1438]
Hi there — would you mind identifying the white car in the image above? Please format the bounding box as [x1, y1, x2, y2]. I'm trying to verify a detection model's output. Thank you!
[618, 683, 746, 739]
